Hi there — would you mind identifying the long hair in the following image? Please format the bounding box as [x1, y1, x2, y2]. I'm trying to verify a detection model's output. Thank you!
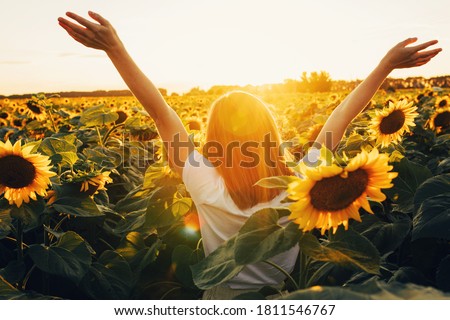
[205, 91, 293, 210]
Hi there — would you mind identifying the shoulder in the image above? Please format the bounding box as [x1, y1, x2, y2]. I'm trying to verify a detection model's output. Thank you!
[182, 150, 224, 204]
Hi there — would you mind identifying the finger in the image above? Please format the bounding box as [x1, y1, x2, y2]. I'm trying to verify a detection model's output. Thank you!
[60, 24, 92, 47]
[415, 58, 432, 67]
[88, 11, 110, 26]
[66, 11, 99, 30]
[58, 17, 88, 36]
[413, 53, 436, 66]
[415, 48, 442, 58]
[400, 37, 417, 47]
[410, 39, 439, 51]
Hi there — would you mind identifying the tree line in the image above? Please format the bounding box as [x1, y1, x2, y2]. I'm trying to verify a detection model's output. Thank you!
[2, 74, 449, 99]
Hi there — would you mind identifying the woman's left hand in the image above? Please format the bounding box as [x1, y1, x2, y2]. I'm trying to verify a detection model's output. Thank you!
[380, 37, 441, 71]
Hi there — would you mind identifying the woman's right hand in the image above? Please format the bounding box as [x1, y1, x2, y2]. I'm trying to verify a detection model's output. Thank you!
[58, 11, 123, 54]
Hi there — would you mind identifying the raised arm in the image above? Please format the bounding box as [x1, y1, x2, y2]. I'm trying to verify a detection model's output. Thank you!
[58, 11, 192, 174]
[314, 38, 442, 151]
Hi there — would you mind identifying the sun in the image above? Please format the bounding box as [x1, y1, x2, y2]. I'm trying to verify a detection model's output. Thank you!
[0, 140, 56, 207]
[369, 99, 418, 147]
[287, 148, 397, 234]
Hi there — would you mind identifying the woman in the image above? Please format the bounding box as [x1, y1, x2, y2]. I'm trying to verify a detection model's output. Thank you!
[58, 11, 441, 299]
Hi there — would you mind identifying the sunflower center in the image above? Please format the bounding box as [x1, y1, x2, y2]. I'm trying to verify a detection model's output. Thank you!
[115, 111, 128, 124]
[0, 155, 36, 188]
[26, 101, 42, 115]
[310, 169, 369, 211]
[438, 100, 448, 108]
[379, 109, 406, 134]
[434, 111, 450, 129]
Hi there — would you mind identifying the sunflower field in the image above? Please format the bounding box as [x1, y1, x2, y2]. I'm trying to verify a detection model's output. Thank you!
[0, 89, 449, 300]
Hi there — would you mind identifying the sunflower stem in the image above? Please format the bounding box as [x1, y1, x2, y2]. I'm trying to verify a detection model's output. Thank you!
[16, 219, 24, 290]
[263, 259, 299, 291]
[43, 215, 50, 295]
[21, 264, 37, 290]
[4, 236, 29, 248]
[195, 238, 203, 251]
[298, 250, 308, 289]
[48, 216, 68, 243]
[16, 219, 24, 263]
[102, 123, 124, 145]
[95, 126, 104, 147]
[47, 108, 58, 132]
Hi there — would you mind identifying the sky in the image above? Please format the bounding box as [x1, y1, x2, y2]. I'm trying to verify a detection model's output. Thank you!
[1, 0, 449, 95]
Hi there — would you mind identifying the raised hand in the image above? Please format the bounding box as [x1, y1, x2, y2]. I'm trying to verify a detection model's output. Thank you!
[380, 38, 442, 70]
[58, 11, 123, 53]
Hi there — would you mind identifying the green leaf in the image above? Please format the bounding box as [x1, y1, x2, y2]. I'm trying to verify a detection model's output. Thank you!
[436, 255, 450, 292]
[349, 278, 450, 299]
[38, 137, 78, 166]
[10, 200, 45, 230]
[172, 245, 200, 288]
[113, 209, 146, 235]
[0, 260, 26, 284]
[255, 176, 298, 189]
[0, 276, 60, 300]
[124, 116, 142, 129]
[412, 194, 450, 241]
[114, 189, 153, 213]
[233, 291, 267, 300]
[52, 195, 102, 217]
[80, 250, 133, 299]
[143, 164, 167, 189]
[384, 158, 433, 213]
[191, 237, 244, 290]
[282, 285, 370, 300]
[116, 232, 161, 273]
[170, 197, 193, 218]
[283, 279, 450, 300]
[298, 229, 380, 274]
[115, 231, 148, 262]
[234, 208, 301, 264]
[0, 276, 22, 299]
[413, 174, 450, 211]
[28, 231, 92, 284]
[83, 147, 122, 169]
[80, 105, 119, 126]
[352, 213, 411, 255]
[389, 267, 429, 286]
[145, 188, 189, 228]
[130, 238, 162, 274]
[0, 208, 12, 240]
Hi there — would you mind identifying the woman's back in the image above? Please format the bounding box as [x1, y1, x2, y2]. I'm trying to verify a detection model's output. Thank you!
[183, 149, 299, 289]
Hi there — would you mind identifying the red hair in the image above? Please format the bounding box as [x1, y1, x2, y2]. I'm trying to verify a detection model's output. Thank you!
[205, 91, 293, 209]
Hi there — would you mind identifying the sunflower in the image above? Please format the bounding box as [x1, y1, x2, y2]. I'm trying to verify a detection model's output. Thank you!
[435, 96, 448, 108]
[369, 99, 418, 147]
[114, 110, 129, 125]
[80, 171, 113, 196]
[428, 105, 450, 134]
[185, 117, 202, 131]
[25, 100, 46, 121]
[0, 140, 56, 207]
[287, 148, 397, 234]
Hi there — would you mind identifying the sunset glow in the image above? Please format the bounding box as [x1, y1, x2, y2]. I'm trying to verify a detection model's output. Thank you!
[1, 0, 449, 95]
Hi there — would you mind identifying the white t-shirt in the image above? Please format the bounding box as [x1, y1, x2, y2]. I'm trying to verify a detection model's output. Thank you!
[182, 149, 318, 289]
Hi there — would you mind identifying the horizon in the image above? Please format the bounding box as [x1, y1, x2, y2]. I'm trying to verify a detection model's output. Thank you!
[1, 73, 450, 98]
[1, 0, 449, 96]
